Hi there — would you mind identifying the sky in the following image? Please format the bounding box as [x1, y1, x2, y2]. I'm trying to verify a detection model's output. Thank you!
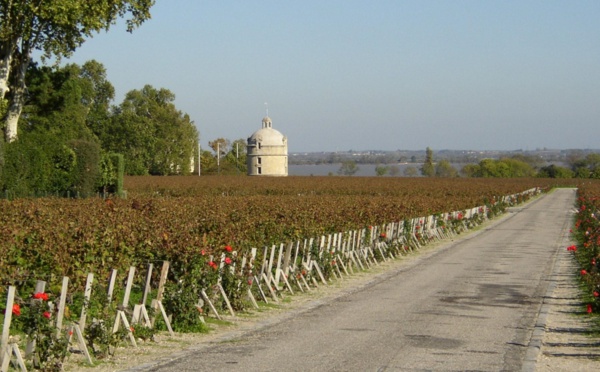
[63, 0, 600, 152]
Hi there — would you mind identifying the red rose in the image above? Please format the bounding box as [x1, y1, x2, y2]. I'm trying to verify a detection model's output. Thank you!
[43, 311, 51, 319]
[587, 304, 593, 314]
[12, 304, 20, 316]
[581, 269, 587, 276]
[224, 257, 232, 265]
[33, 292, 49, 301]
[224, 245, 232, 252]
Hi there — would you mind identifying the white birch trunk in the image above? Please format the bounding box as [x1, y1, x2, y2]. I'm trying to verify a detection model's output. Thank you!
[0, 29, 19, 101]
[4, 48, 28, 143]
[5, 94, 22, 142]
[0, 59, 10, 99]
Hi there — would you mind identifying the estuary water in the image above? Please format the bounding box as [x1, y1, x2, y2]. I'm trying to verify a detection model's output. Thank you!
[288, 163, 426, 177]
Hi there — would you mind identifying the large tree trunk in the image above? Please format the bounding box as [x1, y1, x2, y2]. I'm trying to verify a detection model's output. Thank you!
[4, 49, 28, 143]
[5, 89, 23, 142]
[0, 55, 10, 99]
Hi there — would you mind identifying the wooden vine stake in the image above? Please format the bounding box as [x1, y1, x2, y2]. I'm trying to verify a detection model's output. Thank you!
[261, 273, 279, 302]
[132, 264, 152, 327]
[56, 277, 92, 365]
[277, 268, 294, 294]
[150, 261, 174, 336]
[1, 286, 27, 372]
[216, 283, 235, 317]
[252, 275, 269, 303]
[200, 289, 221, 320]
[112, 267, 137, 347]
[25, 280, 46, 359]
[311, 261, 328, 285]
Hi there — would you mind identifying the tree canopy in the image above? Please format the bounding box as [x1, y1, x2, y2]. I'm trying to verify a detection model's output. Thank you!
[0, 0, 155, 142]
[0, 60, 199, 196]
[106, 85, 198, 175]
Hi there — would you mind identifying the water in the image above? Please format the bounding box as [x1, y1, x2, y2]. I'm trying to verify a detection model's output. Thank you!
[288, 163, 425, 177]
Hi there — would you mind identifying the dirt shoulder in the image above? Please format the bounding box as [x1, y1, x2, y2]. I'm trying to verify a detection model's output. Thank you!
[534, 249, 600, 371]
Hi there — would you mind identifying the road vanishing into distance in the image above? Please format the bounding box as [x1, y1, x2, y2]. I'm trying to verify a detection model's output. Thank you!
[138, 188, 576, 372]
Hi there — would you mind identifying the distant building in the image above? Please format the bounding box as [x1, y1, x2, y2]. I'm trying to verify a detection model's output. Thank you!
[247, 116, 288, 176]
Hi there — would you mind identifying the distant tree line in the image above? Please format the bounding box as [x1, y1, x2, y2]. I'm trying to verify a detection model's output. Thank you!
[334, 147, 600, 178]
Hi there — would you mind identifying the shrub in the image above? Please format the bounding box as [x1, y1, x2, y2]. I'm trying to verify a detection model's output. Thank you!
[68, 139, 101, 197]
[98, 152, 125, 196]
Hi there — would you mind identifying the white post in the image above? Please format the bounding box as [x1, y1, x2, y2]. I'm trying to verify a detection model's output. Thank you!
[1, 286, 16, 366]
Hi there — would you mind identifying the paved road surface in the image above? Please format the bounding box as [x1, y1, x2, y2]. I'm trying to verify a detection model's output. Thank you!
[144, 189, 576, 372]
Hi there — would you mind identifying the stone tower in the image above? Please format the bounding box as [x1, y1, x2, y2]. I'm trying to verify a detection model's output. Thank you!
[247, 116, 288, 176]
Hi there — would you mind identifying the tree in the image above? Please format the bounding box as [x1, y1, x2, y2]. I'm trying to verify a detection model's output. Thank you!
[435, 159, 458, 177]
[106, 85, 198, 175]
[338, 160, 359, 176]
[226, 139, 247, 173]
[420, 147, 435, 177]
[375, 165, 388, 176]
[388, 165, 400, 176]
[499, 157, 535, 177]
[460, 163, 480, 177]
[209, 138, 230, 158]
[199, 149, 217, 174]
[0, 0, 155, 142]
[403, 166, 418, 177]
[21, 62, 108, 141]
[537, 164, 573, 179]
[79, 60, 115, 141]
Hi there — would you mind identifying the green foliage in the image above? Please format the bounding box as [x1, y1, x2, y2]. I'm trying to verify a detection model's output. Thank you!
[105, 85, 198, 176]
[537, 164, 574, 179]
[1, 131, 77, 196]
[162, 254, 215, 333]
[337, 160, 359, 176]
[68, 139, 101, 197]
[98, 153, 125, 195]
[403, 166, 418, 177]
[11, 292, 70, 371]
[0, 57, 198, 191]
[82, 283, 128, 359]
[112, 153, 125, 195]
[434, 159, 458, 177]
[23, 63, 97, 141]
[420, 147, 435, 177]
[0, 136, 4, 189]
[571, 153, 600, 179]
[375, 165, 389, 176]
[1, 1, 154, 142]
[461, 157, 535, 178]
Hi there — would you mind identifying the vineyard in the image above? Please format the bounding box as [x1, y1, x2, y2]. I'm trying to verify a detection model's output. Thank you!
[0, 176, 576, 290]
[1, 176, 596, 370]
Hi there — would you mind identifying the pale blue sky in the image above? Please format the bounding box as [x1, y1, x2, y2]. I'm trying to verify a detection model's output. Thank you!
[64, 0, 600, 152]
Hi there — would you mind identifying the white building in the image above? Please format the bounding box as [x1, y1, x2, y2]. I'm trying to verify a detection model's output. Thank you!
[247, 116, 288, 176]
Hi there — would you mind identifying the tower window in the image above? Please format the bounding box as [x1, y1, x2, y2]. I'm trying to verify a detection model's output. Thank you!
[258, 157, 262, 165]
[258, 167, 262, 175]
